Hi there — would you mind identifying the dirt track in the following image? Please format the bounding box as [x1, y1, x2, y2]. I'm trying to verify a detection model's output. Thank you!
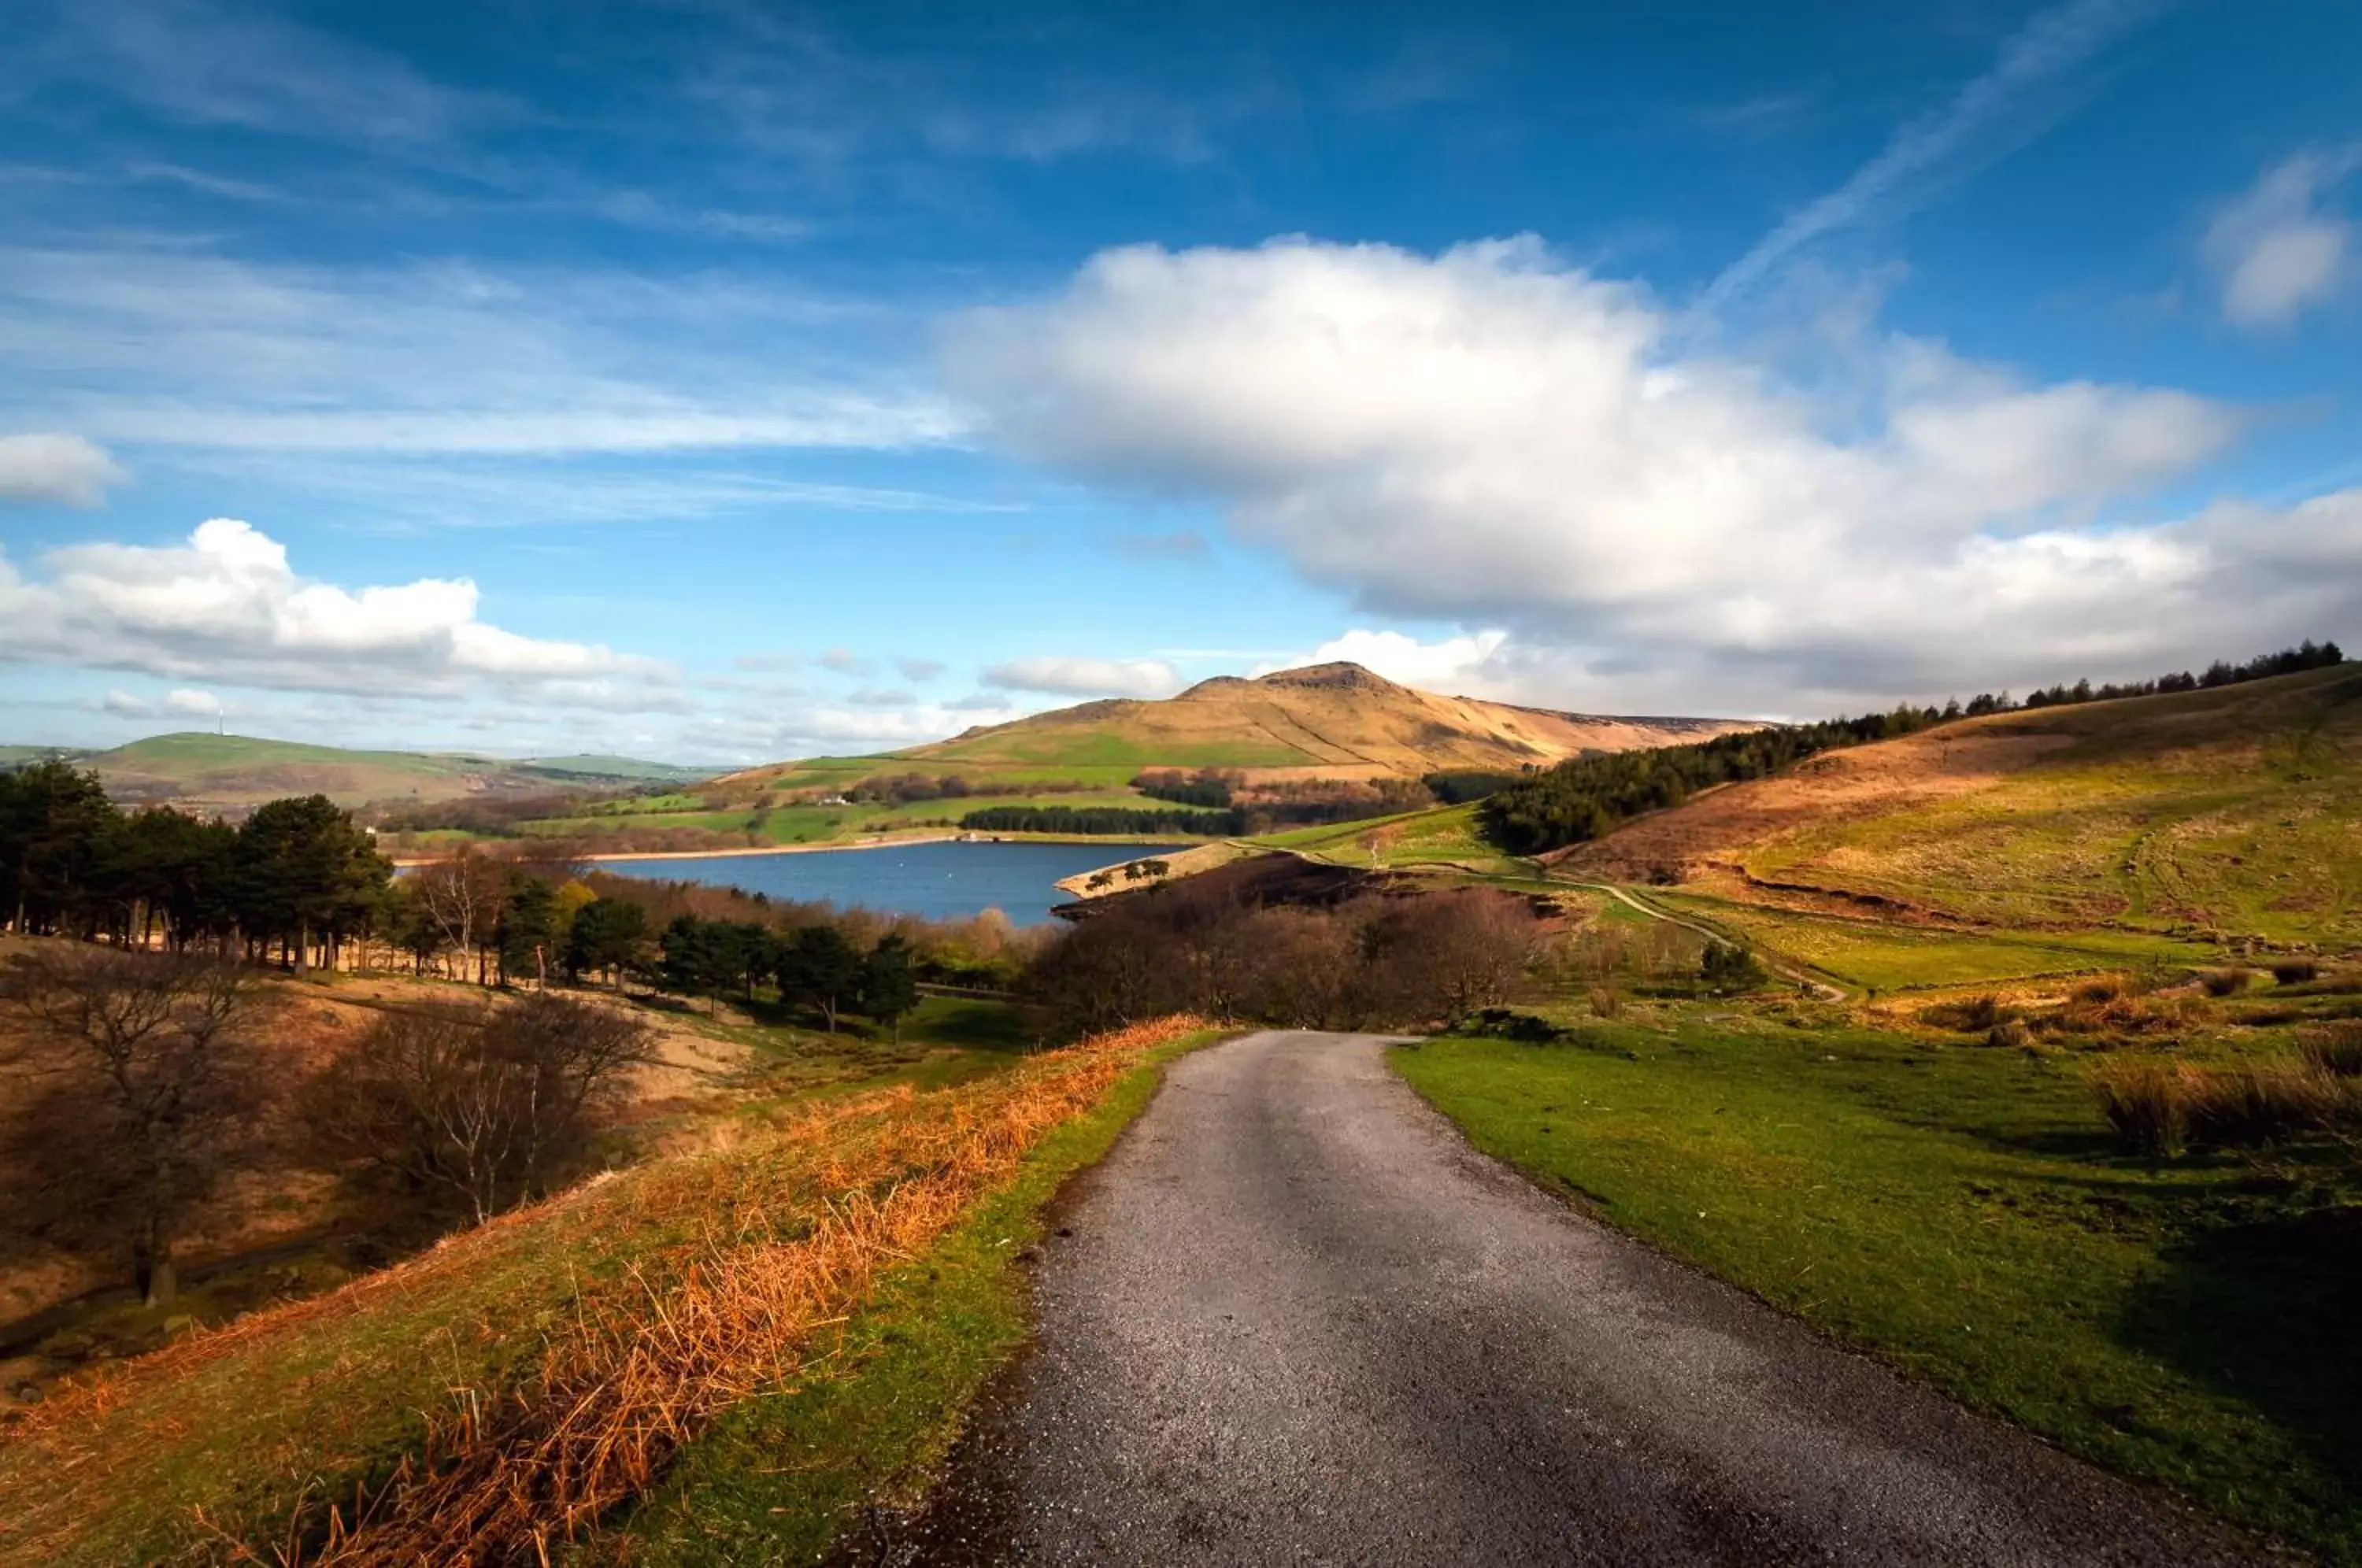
[876, 1030, 2256, 1566]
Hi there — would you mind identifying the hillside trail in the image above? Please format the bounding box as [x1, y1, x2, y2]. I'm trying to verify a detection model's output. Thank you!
[861, 1030, 2256, 1566]
[1561, 878, 1852, 1002]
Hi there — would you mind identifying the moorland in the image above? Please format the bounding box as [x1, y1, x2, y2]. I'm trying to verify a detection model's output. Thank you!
[2, 639, 2359, 1563]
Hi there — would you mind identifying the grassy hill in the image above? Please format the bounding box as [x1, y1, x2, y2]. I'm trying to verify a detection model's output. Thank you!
[717, 663, 1749, 801]
[33, 733, 711, 815]
[910, 661, 1746, 775]
[450, 664, 1748, 858]
[1553, 662, 2362, 952]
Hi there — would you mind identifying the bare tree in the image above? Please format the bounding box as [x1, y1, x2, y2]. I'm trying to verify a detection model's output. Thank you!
[308, 994, 655, 1223]
[406, 848, 513, 985]
[0, 948, 270, 1307]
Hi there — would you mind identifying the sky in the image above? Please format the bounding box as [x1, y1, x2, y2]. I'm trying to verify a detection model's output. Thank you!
[1, 0, 2358, 764]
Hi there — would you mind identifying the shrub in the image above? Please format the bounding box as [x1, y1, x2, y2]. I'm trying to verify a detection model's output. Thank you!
[1986, 1019, 2035, 1051]
[1468, 1008, 1564, 1044]
[2200, 968, 2252, 998]
[2297, 1021, 2362, 1078]
[2076, 975, 2126, 1004]
[2273, 959, 2320, 986]
[1586, 985, 1623, 1020]
[1699, 941, 1768, 994]
[2090, 1060, 2187, 1157]
[1923, 994, 2007, 1031]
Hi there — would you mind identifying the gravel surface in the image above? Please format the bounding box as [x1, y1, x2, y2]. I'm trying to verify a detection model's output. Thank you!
[861, 1030, 2263, 1566]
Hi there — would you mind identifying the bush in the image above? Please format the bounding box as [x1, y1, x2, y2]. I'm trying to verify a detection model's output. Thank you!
[2076, 975, 2126, 1004]
[2091, 1060, 2187, 1157]
[1986, 1019, 2035, 1051]
[1586, 985, 1623, 1019]
[1468, 1008, 1564, 1043]
[1699, 941, 1768, 994]
[2273, 959, 2320, 986]
[2297, 1021, 2362, 1078]
[2200, 968, 2252, 997]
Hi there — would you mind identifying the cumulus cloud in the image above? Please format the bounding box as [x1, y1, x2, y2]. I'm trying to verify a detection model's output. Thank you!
[1261, 629, 1512, 691]
[817, 647, 874, 676]
[0, 517, 681, 707]
[0, 433, 126, 506]
[942, 236, 2356, 707]
[894, 656, 946, 682]
[980, 656, 1181, 698]
[101, 686, 223, 719]
[2205, 150, 2358, 329]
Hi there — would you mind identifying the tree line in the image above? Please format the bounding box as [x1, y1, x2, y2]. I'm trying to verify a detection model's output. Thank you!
[1481, 640, 2349, 856]
[2, 763, 390, 971]
[959, 803, 1243, 835]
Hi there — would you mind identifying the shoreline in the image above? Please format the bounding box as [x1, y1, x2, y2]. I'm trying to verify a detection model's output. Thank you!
[388, 830, 1205, 870]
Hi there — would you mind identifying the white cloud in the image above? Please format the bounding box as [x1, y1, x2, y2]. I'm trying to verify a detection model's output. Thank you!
[944, 236, 2362, 708]
[1261, 629, 1511, 692]
[99, 686, 222, 719]
[0, 517, 682, 708]
[0, 433, 127, 506]
[2205, 150, 2357, 329]
[980, 656, 1181, 699]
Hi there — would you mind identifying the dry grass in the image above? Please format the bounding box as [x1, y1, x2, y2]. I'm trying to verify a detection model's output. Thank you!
[0, 1016, 1208, 1566]
[2297, 1020, 2362, 1078]
[2090, 1053, 2358, 1157]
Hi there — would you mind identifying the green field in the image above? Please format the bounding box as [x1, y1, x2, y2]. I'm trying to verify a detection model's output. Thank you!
[1394, 993, 2362, 1561]
[1255, 802, 1536, 875]
[1642, 889, 2227, 993]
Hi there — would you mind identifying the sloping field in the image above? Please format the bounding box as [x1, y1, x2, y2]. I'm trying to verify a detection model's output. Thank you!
[1553, 664, 2362, 951]
[57, 734, 709, 814]
[0, 1017, 1211, 1566]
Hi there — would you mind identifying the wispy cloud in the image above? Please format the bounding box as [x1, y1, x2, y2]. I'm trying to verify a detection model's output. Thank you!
[24, 0, 512, 155]
[0, 243, 964, 457]
[1700, 0, 2169, 315]
[2205, 148, 2358, 329]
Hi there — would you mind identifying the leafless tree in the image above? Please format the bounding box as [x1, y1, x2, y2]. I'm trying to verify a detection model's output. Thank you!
[307, 994, 655, 1223]
[408, 849, 509, 985]
[0, 947, 271, 1307]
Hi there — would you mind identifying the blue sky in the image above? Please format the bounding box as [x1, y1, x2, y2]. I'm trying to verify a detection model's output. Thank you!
[2, 0, 2357, 762]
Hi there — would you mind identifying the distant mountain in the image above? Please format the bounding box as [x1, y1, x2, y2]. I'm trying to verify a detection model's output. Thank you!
[712, 664, 1750, 803]
[5, 733, 712, 815]
[909, 662, 1750, 776]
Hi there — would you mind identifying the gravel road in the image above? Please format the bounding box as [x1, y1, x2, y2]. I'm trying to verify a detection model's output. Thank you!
[866, 1030, 2260, 1566]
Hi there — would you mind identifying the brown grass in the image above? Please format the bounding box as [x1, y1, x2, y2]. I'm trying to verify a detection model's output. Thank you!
[2298, 1020, 2362, 1078]
[0, 1016, 1209, 1566]
[2091, 1053, 2356, 1157]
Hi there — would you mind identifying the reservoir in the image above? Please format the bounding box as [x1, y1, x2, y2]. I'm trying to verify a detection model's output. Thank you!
[591, 839, 1168, 925]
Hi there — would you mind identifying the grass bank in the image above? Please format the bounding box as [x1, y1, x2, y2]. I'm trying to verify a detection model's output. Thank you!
[605, 1023, 1225, 1562]
[0, 1018, 1216, 1566]
[1394, 1010, 2362, 1561]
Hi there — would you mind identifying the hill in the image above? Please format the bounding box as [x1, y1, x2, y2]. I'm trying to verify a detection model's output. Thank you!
[720, 664, 1749, 800]
[28, 733, 711, 816]
[1552, 660, 2362, 960]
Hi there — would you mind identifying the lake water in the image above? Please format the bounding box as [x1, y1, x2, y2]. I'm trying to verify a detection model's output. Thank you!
[591, 839, 1168, 925]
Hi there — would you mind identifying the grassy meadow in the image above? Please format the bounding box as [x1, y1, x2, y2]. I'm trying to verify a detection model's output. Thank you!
[1395, 971, 2362, 1561]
